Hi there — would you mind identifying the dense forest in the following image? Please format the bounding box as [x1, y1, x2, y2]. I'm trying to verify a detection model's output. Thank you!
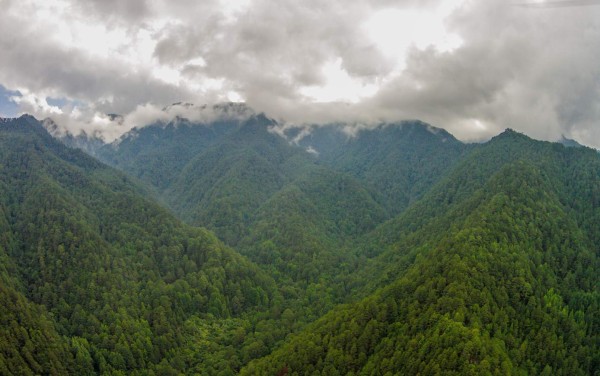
[1, 113, 598, 374]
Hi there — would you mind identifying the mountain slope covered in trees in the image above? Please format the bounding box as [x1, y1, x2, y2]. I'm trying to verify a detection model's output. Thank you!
[2, 112, 598, 375]
[296, 121, 470, 215]
[99, 114, 469, 242]
[0, 116, 289, 374]
[96, 113, 475, 323]
[242, 131, 600, 375]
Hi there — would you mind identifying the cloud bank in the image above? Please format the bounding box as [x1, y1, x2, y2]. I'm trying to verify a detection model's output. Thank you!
[0, 0, 599, 146]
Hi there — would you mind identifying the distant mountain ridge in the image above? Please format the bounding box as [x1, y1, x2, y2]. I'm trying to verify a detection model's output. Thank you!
[42, 118, 106, 157]
[559, 134, 584, 148]
[295, 121, 469, 214]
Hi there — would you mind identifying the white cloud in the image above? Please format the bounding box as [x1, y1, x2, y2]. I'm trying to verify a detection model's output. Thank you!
[364, 1, 464, 72]
[0, 0, 599, 147]
[299, 59, 379, 103]
[12, 91, 63, 115]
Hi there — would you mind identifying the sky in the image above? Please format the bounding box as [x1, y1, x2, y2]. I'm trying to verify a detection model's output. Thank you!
[1, 0, 599, 146]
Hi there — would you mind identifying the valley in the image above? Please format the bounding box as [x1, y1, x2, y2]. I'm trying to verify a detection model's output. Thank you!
[0, 112, 598, 375]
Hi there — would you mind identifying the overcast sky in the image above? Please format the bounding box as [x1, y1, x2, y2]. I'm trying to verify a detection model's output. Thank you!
[1, 0, 599, 146]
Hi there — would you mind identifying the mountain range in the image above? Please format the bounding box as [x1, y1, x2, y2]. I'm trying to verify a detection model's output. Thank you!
[1, 108, 598, 375]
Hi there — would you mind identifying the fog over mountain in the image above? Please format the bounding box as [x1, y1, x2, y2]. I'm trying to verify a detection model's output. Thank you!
[1, 2, 599, 373]
[1, 0, 600, 146]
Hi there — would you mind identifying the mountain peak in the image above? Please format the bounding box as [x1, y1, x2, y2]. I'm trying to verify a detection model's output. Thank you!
[107, 113, 124, 123]
[559, 134, 584, 148]
[490, 128, 532, 142]
[0, 114, 38, 127]
[499, 127, 522, 136]
[2, 114, 40, 128]
[0, 114, 59, 142]
[161, 101, 255, 117]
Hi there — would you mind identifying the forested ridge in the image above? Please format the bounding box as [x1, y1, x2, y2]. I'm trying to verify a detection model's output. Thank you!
[1, 114, 598, 375]
[244, 160, 599, 375]
[0, 116, 284, 374]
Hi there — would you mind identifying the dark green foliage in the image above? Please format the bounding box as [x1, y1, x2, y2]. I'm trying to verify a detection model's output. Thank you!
[97, 116, 467, 317]
[242, 159, 599, 375]
[162, 114, 320, 245]
[355, 129, 600, 290]
[0, 281, 76, 375]
[0, 116, 281, 374]
[298, 121, 469, 214]
[235, 167, 389, 322]
[239, 167, 387, 282]
[102, 113, 319, 247]
[99, 117, 237, 191]
[4, 114, 599, 375]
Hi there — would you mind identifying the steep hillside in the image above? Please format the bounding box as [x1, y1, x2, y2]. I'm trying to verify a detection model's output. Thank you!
[352, 129, 600, 292]
[42, 118, 106, 158]
[99, 117, 237, 192]
[162, 114, 315, 244]
[235, 167, 388, 319]
[37, 113, 600, 375]
[0, 193, 76, 375]
[298, 121, 469, 214]
[242, 139, 600, 375]
[96, 103, 260, 193]
[0, 116, 285, 374]
[97, 115, 468, 248]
